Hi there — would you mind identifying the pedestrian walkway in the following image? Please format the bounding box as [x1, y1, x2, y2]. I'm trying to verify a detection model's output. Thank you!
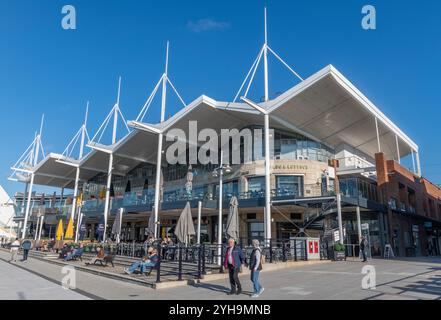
[1, 249, 441, 300]
[0, 259, 89, 300]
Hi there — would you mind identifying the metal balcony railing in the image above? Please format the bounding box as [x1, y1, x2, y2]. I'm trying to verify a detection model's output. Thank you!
[80, 182, 336, 214]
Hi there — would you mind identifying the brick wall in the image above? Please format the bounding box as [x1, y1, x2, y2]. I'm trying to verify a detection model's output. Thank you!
[375, 152, 441, 222]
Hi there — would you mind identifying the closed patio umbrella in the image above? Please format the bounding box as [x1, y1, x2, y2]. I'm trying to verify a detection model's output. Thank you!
[146, 211, 155, 238]
[174, 202, 195, 244]
[65, 217, 74, 240]
[225, 196, 239, 241]
[111, 208, 124, 243]
[55, 219, 64, 241]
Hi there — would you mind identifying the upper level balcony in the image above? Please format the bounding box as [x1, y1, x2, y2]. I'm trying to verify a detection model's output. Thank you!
[339, 177, 385, 211]
[81, 182, 337, 217]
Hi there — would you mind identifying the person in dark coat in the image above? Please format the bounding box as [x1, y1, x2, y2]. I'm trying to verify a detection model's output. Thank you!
[223, 238, 244, 295]
[21, 239, 32, 261]
[360, 236, 367, 262]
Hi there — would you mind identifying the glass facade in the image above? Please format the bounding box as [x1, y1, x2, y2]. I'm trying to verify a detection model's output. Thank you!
[248, 176, 265, 193]
[276, 175, 304, 197]
[273, 129, 334, 163]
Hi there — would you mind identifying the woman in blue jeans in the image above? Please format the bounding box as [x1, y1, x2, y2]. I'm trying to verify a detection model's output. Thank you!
[249, 239, 264, 298]
[124, 248, 158, 275]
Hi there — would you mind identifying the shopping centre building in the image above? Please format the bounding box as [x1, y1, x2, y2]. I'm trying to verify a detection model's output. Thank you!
[9, 13, 441, 258]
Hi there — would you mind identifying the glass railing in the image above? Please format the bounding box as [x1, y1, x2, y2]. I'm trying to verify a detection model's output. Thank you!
[13, 204, 73, 218]
[336, 156, 375, 171]
[339, 177, 380, 203]
[79, 182, 337, 213]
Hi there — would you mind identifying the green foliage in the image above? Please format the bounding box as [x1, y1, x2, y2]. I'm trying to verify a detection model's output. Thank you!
[334, 243, 345, 252]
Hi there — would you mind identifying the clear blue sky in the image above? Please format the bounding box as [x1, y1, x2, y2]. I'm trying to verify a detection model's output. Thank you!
[1, 0, 440, 197]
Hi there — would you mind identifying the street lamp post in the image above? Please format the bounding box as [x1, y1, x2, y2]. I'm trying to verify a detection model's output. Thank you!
[212, 150, 232, 265]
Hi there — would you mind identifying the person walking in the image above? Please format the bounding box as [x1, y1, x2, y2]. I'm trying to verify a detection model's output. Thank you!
[360, 236, 367, 262]
[10, 238, 20, 263]
[223, 238, 244, 295]
[21, 239, 32, 262]
[249, 239, 264, 298]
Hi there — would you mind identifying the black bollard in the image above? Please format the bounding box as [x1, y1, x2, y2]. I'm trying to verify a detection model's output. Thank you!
[156, 242, 161, 283]
[294, 239, 298, 261]
[178, 243, 183, 281]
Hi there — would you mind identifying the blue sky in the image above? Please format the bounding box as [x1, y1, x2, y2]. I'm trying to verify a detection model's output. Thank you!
[1, 0, 440, 196]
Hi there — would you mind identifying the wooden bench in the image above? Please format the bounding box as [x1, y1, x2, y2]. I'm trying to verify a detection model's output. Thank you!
[143, 261, 159, 276]
[95, 254, 115, 267]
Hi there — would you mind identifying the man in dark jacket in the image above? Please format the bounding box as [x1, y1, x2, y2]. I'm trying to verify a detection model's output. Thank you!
[223, 238, 244, 295]
[360, 236, 367, 262]
[21, 239, 32, 261]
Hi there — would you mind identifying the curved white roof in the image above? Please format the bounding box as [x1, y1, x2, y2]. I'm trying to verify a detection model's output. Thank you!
[25, 65, 419, 189]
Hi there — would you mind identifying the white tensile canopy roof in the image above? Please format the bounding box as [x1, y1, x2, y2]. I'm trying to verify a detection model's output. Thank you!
[0, 185, 15, 227]
[26, 65, 418, 189]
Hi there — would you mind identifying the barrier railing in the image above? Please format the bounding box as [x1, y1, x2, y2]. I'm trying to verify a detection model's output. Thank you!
[35, 238, 309, 283]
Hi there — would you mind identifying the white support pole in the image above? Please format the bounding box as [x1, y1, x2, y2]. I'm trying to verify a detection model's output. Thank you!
[34, 214, 40, 241]
[263, 7, 269, 102]
[70, 103, 89, 220]
[38, 215, 44, 241]
[375, 117, 381, 153]
[356, 206, 362, 242]
[103, 153, 113, 243]
[416, 152, 422, 177]
[336, 193, 344, 245]
[75, 210, 82, 243]
[264, 113, 271, 243]
[153, 135, 163, 239]
[103, 79, 121, 243]
[153, 42, 169, 239]
[395, 135, 401, 164]
[71, 168, 80, 220]
[117, 207, 123, 244]
[22, 174, 34, 239]
[22, 116, 44, 239]
[197, 201, 202, 245]
[217, 150, 224, 265]
[262, 8, 272, 244]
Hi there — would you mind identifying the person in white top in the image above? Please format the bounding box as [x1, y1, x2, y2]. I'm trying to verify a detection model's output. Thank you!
[10, 238, 20, 263]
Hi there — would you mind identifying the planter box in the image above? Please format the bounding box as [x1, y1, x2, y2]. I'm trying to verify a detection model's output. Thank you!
[334, 251, 346, 261]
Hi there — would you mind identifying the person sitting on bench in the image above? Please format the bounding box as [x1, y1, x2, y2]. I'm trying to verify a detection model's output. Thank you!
[65, 244, 84, 261]
[124, 248, 158, 275]
[86, 246, 105, 265]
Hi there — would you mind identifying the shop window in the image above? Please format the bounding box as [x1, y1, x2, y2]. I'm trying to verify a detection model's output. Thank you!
[276, 176, 304, 197]
[248, 222, 264, 242]
[389, 198, 397, 210]
[248, 176, 265, 193]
